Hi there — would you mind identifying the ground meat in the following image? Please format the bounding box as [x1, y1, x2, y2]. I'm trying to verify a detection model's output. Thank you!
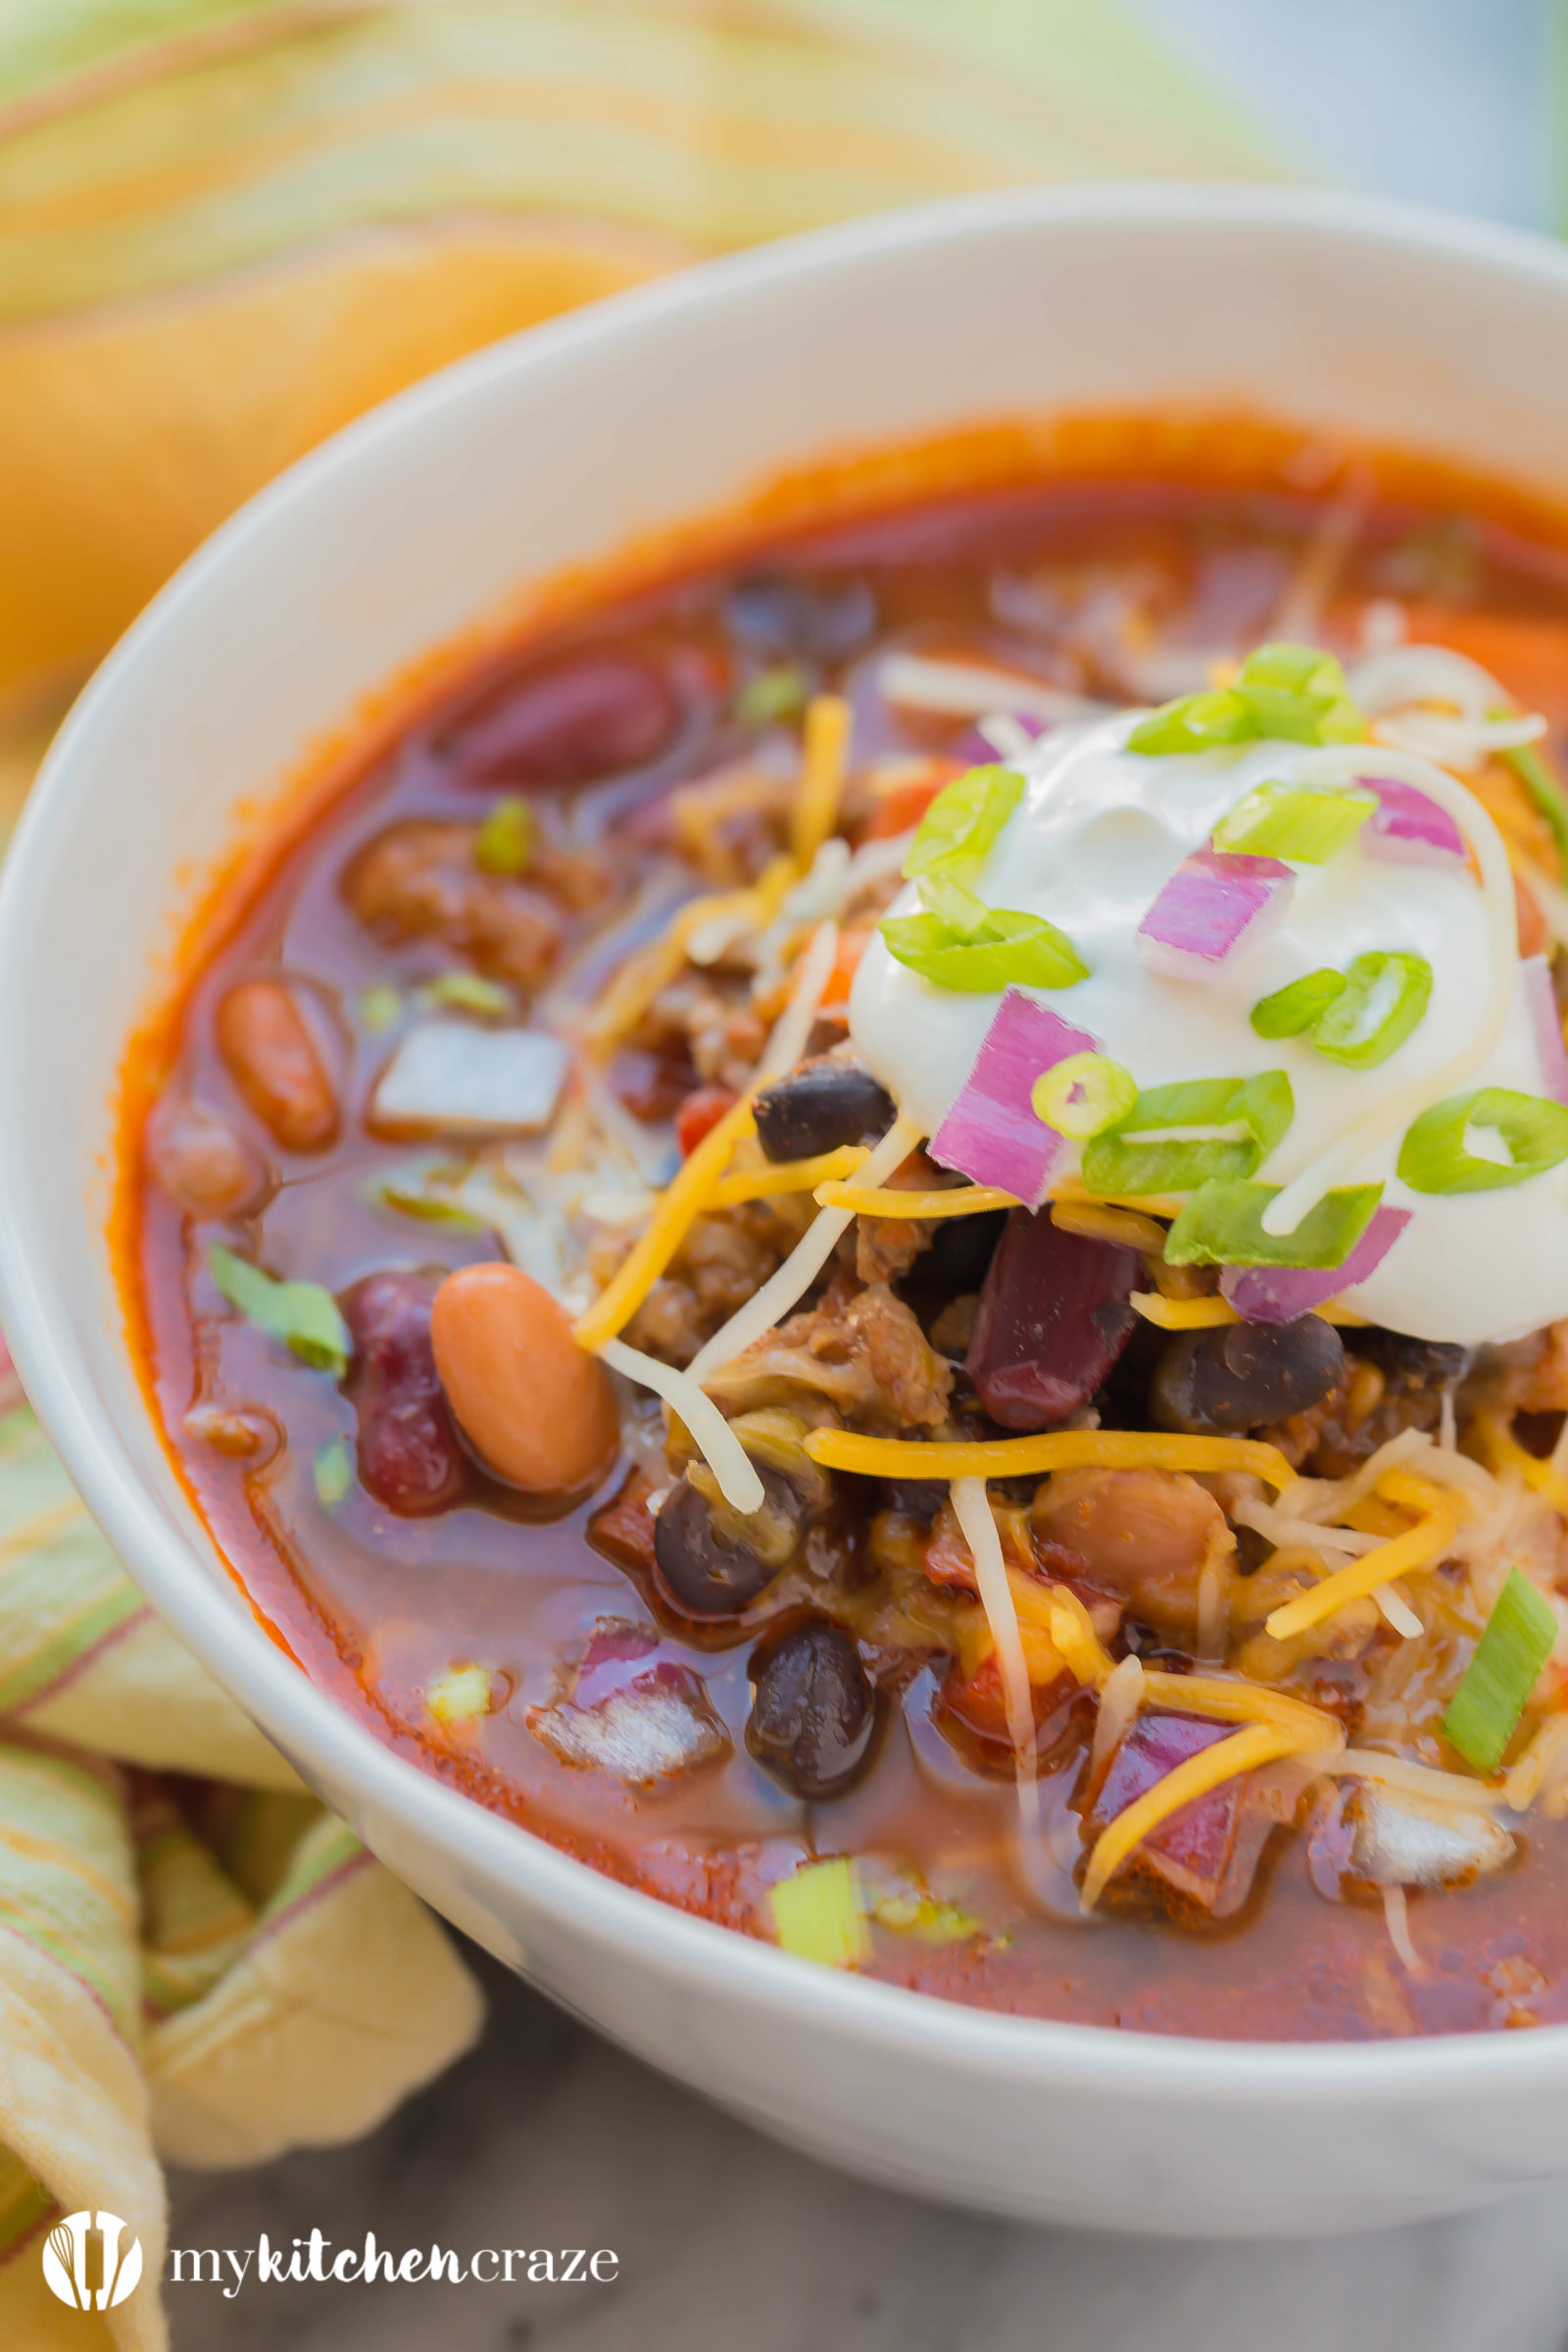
[340, 817, 603, 991]
[705, 1281, 954, 1429]
[623, 1206, 792, 1367]
[1465, 1321, 1568, 1419]
[683, 988, 768, 1092]
[856, 1214, 930, 1285]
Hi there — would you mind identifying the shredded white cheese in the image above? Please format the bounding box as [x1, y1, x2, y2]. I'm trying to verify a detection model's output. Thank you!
[951, 1476, 1038, 1825]
[687, 1113, 920, 1384]
[598, 1337, 765, 1514]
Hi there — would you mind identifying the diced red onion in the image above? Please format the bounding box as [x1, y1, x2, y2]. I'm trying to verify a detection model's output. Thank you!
[1522, 954, 1568, 1105]
[1358, 775, 1467, 867]
[1219, 1205, 1413, 1324]
[931, 987, 1096, 1208]
[1136, 849, 1294, 981]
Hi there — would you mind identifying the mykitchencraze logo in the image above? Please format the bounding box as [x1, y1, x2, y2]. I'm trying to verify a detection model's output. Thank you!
[166, 2232, 620, 2298]
[42, 2212, 143, 2311]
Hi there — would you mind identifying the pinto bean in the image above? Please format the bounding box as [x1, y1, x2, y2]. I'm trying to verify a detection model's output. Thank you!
[215, 979, 338, 1152]
[455, 655, 677, 784]
[145, 1100, 269, 1216]
[429, 1261, 618, 1495]
[1031, 1468, 1233, 1647]
[746, 1622, 876, 1797]
[343, 1270, 468, 1516]
[1152, 1316, 1345, 1436]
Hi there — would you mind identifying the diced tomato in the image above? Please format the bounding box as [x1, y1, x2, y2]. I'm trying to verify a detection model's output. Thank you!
[817, 925, 869, 1019]
[675, 1085, 737, 1157]
[859, 764, 958, 842]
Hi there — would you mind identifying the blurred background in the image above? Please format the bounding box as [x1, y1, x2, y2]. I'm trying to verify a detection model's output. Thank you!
[2, 3, 1565, 2346]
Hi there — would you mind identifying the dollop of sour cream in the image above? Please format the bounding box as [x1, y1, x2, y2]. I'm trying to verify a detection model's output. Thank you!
[850, 711, 1566, 1346]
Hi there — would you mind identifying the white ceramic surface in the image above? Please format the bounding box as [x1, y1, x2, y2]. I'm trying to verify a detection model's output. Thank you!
[8, 187, 1568, 2239]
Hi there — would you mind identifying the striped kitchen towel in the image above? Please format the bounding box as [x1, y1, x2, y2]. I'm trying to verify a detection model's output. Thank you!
[0, 1389, 484, 2352]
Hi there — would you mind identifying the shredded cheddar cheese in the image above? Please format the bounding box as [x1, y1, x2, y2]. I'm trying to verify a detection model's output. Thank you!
[1139, 1671, 1341, 1749]
[1007, 1571, 1116, 1688]
[814, 1181, 1019, 1218]
[1048, 1175, 1188, 1219]
[1080, 1721, 1302, 1910]
[1474, 1409, 1568, 1516]
[584, 856, 798, 1054]
[709, 1145, 868, 1206]
[792, 694, 853, 867]
[803, 1427, 1297, 1490]
[572, 1095, 757, 1350]
[1129, 1293, 1369, 1332]
[688, 1113, 922, 1383]
[1263, 1497, 1462, 1641]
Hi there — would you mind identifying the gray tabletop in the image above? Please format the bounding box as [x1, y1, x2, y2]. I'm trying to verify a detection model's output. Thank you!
[165, 6, 1568, 2344]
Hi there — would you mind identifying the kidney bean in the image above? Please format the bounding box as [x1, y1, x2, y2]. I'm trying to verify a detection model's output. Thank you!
[1152, 1315, 1346, 1436]
[455, 655, 677, 784]
[651, 1465, 807, 1618]
[145, 1099, 269, 1216]
[746, 1621, 876, 1798]
[343, 1270, 468, 1515]
[724, 573, 878, 662]
[753, 1052, 895, 1163]
[430, 1262, 619, 1495]
[966, 1208, 1141, 1430]
[215, 978, 338, 1152]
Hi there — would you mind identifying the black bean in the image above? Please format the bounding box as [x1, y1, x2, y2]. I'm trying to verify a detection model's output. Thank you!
[746, 1622, 876, 1798]
[343, 1270, 469, 1516]
[965, 1208, 1141, 1430]
[753, 1053, 895, 1163]
[723, 573, 878, 663]
[652, 1470, 799, 1618]
[1355, 1328, 1470, 1394]
[1151, 1315, 1346, 1436]
[879, 1478, 947, 1521]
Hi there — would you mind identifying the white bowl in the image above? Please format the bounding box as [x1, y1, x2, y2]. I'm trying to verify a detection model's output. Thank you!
[7, 186, 1568, 2238]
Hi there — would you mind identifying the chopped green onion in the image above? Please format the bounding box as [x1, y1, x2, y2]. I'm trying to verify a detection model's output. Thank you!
[1031, 1052, 1139, 1140]
[208, 1244, 351, 1377]
[426, 1664, 494, 1726]
[736, 662, 809, 725]
[1127, 686, 1253, 757]
[1164, 1178, 1383, 1269]
[358, 983, 404, 1034]
[1443, 1566, 1558, 1772]
[369, 1167, 486, 1227]
[880, 906, 1088, 993]
[768, 1857, 870, 1969]
[902, 764, 1024, 879]
[1498, 741, 1568, 867]
[1250, 967, 1348, 1038]
[917, 872, 992, 937]
[1232, 642, 1363, 745]
[1080, 1070, 1292, 1197]
[1128, 644, 1364, 757]
[418, 970, 514, 1018]
[474, 794, 535, 877]
[1212, 779, 1377, 863]
[313, 1436, 354, 1508]
[1310, 951, 1432, 1069]
[1397, 1086, 1568, 1194]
